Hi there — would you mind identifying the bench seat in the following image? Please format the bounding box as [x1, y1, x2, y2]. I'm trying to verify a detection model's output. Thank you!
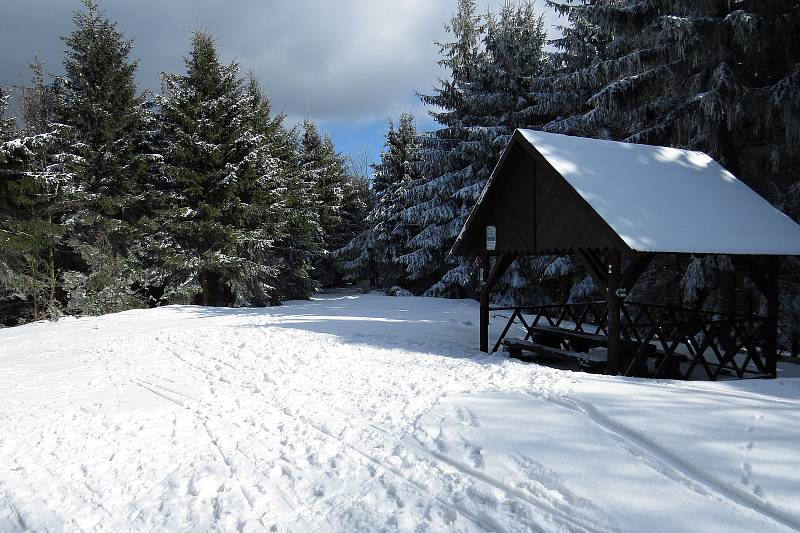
[502, 337, 607, 371]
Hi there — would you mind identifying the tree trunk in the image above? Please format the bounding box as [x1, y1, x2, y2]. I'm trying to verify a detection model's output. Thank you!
[199, 271, 212, 306]
[199, 270, 232, 307]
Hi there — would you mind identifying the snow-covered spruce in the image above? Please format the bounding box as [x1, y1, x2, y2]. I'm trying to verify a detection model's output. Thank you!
[336, 113, 421, 292]
[536, 0, 800, 336]
[400, 0, 551, 301]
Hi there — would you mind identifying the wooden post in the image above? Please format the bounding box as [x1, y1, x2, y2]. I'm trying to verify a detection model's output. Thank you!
[480, 253, 490, 353]
[620, 253, 655, 292]
[479, 253, 515, 353]
[765, 256, 780, 378]
[607, 250, 622, 374]
[732, 255, 781, 379]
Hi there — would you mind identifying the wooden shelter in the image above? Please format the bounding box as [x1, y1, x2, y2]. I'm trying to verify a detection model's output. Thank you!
[452, 130, 800, 379]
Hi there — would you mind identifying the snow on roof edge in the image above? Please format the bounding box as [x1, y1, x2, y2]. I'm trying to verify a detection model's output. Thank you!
[517, 129, 800, 256]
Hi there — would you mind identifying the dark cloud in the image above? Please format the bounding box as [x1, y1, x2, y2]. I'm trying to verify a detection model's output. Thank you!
[1, 0, 562, 127]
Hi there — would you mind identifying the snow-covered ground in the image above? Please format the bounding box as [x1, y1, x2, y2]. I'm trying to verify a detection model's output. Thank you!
[2, 292, 800, 532]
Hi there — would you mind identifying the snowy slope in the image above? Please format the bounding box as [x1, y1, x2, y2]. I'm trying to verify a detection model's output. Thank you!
[2, 293, 800, 532]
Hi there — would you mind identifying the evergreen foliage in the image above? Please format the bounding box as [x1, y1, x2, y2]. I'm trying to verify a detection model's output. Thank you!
[337, 113, 420, 290]
[537, 0, 800, 341]
[0, 62, 71, 323]
[0, 85, 26, 322]
[333, 171, 373, 283]
[298, 120, 372, 289]
[1, 0, 798, 350]
[0, 86, 13, 139]
[299, 120, 339, 287]
[399, 0, 483, 297]
[235, 75, 296, 305]
[401, 0, 549, 299]
[271, 126, 323, 301]
[155, 32, 284, 305]
[0, 2, 369, 324]
[52, 0, 156, 313]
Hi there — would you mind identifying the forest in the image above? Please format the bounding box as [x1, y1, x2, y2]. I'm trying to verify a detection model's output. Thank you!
[2, 0, 799, 350]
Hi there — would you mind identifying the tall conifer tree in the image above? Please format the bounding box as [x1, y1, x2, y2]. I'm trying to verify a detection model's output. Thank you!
[0, 87, 12, 139]
[300, 120, 356, 287]
[0, 61, 76, 322]
[402, 0, 549, 298]
[274, 126, 322, 300]
[155, 32, 312, 305]
[52, 0, 154, 314]
[232, 75, 293, 305]
[536, 0, 800, 344]
[0, 85, 23, 322]
[337, 113, 420, 289]
[157, 31, 251, 305]
[400, 0, 483, 297]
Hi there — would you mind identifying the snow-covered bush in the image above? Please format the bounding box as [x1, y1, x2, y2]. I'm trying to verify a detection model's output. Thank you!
[62, 235, 145, 316]
[387, 286, 413, 297]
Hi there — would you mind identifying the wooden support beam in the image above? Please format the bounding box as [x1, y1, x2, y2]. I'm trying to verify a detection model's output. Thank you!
[486, 253, 515, 291]
[577, 250, 608, 291]
[480, 253, 515, 353]
[732, 256, 770, 297]
[606, 250, 622, 375]
[480, 253, 490, 353]
[731, 255, 782, 378]
[620, 253, 655, 291]
[765, 256, 780, 378]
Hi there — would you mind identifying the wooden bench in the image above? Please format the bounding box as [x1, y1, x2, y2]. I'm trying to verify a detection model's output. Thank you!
[505, 325, 659, 375]
[502, 338, 607, 372]
[531, 325, 609, 344]
[532, 324, 657, 354]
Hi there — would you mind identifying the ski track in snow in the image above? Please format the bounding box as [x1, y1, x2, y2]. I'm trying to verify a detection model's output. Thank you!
[147, 336, 606, 533]
[535, 394, 800, 531]
[2, 293, 800, 532]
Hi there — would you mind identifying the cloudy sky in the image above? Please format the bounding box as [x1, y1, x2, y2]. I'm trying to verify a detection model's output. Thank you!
[1, 0, 562, 165]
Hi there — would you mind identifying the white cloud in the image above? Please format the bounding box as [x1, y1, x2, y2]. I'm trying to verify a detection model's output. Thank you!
[0, 0, 562, 126]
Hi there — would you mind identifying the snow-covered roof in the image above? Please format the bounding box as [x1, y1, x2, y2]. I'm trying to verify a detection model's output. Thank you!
[511, 130, 800, 255]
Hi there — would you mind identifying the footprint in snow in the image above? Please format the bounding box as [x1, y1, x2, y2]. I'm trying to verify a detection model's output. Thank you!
[740, 461, 753, 485]
[468, 444, 485, 469]
[434, 437, 448, 453]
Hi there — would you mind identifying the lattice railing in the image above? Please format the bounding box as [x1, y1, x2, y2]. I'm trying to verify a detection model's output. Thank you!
[489, 301, 770, 380]
[620, 302, 768, 379]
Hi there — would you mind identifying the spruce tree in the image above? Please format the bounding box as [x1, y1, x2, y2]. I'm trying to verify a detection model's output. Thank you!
[0, 85, 22, 322]
[274, 126, 322, 300]
[539, 1, 800, 326]
[231, 74, 292, 305]
[402, 0, 549, 298]
[0, 86, 13, 139]
[156, 31, 249, 305]
[156, 31, 305, 306]
[0, 86, 15, 181]
[400, 0, 483, 297]
[53, 0, 154, 314]
[538, 1, 800, 213]
[480, 1, 553, 306]
[300, 120, 353, 287]
[57, 0, 145, 229]
[0, 63, 73, 323]
[337, 113, 420, 289]
[371, 113, 421, 289]
[333, 172, 372, 284]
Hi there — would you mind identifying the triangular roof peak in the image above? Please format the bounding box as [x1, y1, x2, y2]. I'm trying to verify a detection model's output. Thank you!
[452, 130, 800, 257]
